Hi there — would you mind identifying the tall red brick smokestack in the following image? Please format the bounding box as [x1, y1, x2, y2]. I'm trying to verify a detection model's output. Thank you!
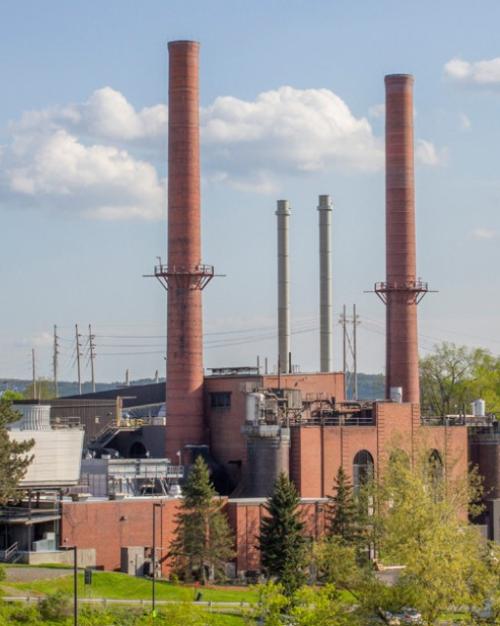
[155, 41, 213, 461]
[375, 74, 428, 404]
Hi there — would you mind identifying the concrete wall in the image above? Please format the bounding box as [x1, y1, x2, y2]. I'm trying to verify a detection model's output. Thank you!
[19, 548, 96, 568]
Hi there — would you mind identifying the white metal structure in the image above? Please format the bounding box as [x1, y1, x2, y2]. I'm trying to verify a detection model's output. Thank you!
[276, 199, 291, 374]
[318, 194, 333, 372]
[10, 404, 51, 430]
[8, 429, 84, 487]
[390, 386, 403, 403]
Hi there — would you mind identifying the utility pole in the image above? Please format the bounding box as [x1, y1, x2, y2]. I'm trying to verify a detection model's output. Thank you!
[32, 348, 37, 400]
[75, 325, 82, 395]
[88, 324, 96, 393]
[72, 546, 78, 626]
[53, 325, 59, 398]
[352, 304, 360, 400]
[152, 502, 163, 620]
[340, 305, 347, 376]
[339, 305, 361, 400]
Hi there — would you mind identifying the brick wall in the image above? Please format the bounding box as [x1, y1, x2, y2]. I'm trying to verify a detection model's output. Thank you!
[61, 498, 180, 575]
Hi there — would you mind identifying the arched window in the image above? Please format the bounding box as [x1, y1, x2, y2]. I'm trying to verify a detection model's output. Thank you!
[428, 449, 444, 485]
[353, 450, 374, 492]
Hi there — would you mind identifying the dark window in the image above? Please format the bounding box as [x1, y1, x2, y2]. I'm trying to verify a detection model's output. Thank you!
[210, 392, 231, 409]
[428, 449, 444, 486]
[129, 441, 147, 458]
[353, 450, 374, 492]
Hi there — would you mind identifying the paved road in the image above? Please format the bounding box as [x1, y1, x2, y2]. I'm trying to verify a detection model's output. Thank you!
[4, 566, 71, 583]
[2, 596, 250, 608]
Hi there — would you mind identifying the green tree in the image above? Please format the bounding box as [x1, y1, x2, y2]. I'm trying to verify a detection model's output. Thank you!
[246, 582, 359, 626]
[23, 377, 56, 400]
[326, 466, 362, 547]
[372, 446, 491, 624]
[313, 538, 372, 594]
[169, 456, 234, 584]
[258, 473, 308, 595]
[289, 584, 360, 626]
[0, 390, 24, 402]
[420, 342, 500, 416]
[0, 398, 34, 504]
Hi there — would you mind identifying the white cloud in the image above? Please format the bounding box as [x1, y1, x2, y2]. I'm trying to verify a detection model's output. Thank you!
[472, 228, 496, 240]
[12, 87, 168, 143]
[0, 84, 443, 213]
[415, 139, 448, 166]
[201, 86, 384, 190]
[444, 57, 500, 85]
[368, 103, 385, 118]
[14, 331, 53, 349]
[2, 128, 163, 220]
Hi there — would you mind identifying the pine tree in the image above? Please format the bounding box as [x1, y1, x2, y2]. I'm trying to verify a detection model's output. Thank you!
[259, 473, 308, 595]
[169, 456, 234, 583]
[0, 398, 34, 505]
[326, 466, 361, 547]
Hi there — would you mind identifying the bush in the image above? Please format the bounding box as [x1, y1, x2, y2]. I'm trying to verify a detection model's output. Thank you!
[4, 604, 40, 624]
[38, 591, 72, 621]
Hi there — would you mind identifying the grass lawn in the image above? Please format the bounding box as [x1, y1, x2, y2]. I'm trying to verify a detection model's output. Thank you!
[4, 569, 258, 603]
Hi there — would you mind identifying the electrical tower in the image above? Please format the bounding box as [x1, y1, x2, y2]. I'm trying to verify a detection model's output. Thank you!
[338, 304, 361, 400]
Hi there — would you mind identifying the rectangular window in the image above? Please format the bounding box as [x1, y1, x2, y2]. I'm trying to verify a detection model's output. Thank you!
[210, 392, 231, 409]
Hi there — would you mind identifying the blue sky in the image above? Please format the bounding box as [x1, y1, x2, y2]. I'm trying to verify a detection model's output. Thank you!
[1, 0, 499, 382]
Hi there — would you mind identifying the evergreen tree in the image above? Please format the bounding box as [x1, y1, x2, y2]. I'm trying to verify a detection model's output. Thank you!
[0, 398, 34, 505]
[169, 456, 234, 583]
[326, 466, 361, 546]
[258, 473, 307, 595]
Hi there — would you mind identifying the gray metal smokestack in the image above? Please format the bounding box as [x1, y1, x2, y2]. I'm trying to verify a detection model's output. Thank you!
[276, 200, 291, 374]
[318, 194, 333, 372]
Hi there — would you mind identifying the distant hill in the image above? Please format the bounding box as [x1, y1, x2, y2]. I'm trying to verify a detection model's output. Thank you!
[1, 373, 386, 401]
[354, 373, 385, 401]
[0, 378, 165, 398]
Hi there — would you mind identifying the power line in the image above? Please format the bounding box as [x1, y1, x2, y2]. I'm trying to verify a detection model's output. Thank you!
[75, 324, 82, 395]
[53, 325, 59, 398]
[89, 324, 96, 393]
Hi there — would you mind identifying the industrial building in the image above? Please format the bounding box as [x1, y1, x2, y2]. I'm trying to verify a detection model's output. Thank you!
[4, 40, 500, 575]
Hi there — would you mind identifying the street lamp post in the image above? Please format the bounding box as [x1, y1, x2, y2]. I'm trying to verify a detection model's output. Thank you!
[72, 546, 78, 626]
[152, 502, 164, 619]
[61, 541, 78, 626]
